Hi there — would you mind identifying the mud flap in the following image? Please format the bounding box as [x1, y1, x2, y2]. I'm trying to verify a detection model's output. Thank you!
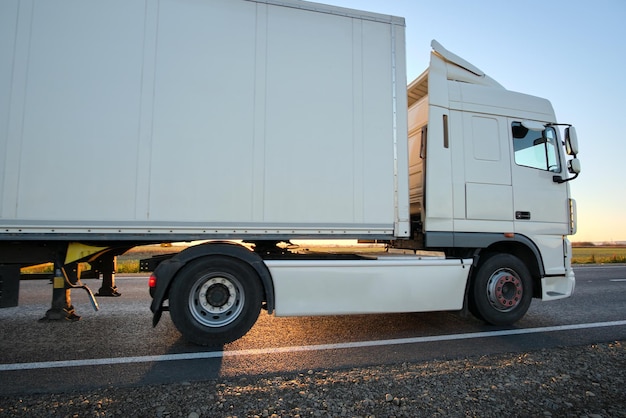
[0, 265, 20, 308]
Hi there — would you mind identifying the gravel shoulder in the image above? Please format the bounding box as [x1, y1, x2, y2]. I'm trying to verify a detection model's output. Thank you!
[1, 341, 624, 417]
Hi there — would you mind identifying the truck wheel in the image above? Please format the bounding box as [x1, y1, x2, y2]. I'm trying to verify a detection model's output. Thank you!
[169, 256, 263, 346]
[469, 254, 532, 325]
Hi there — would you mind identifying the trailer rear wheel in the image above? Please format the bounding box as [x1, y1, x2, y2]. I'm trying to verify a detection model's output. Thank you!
[169, 256, 262, 346]
[469, 254, 532, 325]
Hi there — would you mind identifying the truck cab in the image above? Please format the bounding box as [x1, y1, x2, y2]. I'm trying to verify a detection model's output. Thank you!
[406, 41, 579, 315]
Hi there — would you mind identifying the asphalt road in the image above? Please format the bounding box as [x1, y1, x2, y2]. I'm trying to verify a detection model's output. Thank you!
[0, 265, 625, 396]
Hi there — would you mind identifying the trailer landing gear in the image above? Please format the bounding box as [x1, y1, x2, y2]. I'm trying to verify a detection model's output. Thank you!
[40, 287, 81, 322]
[40, 256, 100, 322]
[95, 257, 121, 297]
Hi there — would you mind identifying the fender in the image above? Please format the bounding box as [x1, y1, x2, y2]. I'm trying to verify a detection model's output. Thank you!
[150, 241, 274, 326]
[426, 231, 545, 276]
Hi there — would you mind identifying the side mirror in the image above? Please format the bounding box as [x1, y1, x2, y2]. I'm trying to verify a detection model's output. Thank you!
[569, 158, 581, 174]
[565, 126, 579, 155]
[554, 157, 581, 183]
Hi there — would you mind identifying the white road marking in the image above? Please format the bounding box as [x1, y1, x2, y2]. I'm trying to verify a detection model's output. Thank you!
[610, 279, 626, 282]
[2, 320, 626, 372]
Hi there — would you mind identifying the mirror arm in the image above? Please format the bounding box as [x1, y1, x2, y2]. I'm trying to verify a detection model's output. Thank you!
[553, 172, 579, 184]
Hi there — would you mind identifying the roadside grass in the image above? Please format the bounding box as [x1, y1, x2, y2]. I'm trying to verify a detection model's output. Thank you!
[20, 244, 183, 275]
[571, 246, 626, 264]
[20, 245, 626, 275]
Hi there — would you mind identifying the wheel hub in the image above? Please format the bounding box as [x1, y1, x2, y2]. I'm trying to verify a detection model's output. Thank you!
[206, 283, 229, 307]
[198, 277, 237, 314]
[487, 270, 523, 312]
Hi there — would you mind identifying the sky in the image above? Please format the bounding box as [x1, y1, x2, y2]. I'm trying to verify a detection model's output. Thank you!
[320, 0, 626, 243]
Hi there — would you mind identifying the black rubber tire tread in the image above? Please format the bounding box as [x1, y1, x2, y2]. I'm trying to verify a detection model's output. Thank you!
[169, 256, 263, 346]
[469, 253, 533, 326]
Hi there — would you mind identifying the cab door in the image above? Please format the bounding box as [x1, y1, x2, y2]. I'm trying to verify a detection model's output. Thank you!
[509, 120, 570, 274]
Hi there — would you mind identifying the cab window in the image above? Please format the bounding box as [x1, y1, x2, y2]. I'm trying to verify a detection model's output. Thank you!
[512, 122, 560, 172]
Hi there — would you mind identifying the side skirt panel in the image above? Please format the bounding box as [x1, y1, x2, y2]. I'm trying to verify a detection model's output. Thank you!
[268, 255, 472, 316]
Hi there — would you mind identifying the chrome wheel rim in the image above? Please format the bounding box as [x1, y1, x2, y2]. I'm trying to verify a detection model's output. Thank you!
[189, 273, 244, 327]
[486, 268, 523, 312]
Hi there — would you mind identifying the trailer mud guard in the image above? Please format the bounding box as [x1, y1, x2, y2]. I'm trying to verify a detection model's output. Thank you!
[150, 242, 274, 326]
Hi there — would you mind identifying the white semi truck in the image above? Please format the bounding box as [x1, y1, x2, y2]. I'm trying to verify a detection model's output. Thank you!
[0, 0, 580, 345]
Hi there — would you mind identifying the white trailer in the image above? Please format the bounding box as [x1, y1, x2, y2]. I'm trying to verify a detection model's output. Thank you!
[0, 0, 580, 345]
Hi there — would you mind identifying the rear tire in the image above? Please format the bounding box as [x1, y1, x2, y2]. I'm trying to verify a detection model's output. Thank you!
[169, 256, 263, 346]
[469, 254, 532, 325]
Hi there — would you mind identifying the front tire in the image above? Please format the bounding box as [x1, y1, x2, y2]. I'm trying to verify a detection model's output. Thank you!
[469, 254, 533, 325]
[169, 256, 263, 346]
